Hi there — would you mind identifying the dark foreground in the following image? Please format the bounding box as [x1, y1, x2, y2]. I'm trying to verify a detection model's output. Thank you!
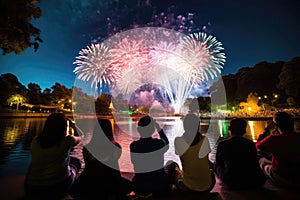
[1, 173, 300, 200]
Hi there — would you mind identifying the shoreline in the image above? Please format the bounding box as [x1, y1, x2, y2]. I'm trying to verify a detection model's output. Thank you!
[0, 113, 111, 119]
[1, 112, 300, 120]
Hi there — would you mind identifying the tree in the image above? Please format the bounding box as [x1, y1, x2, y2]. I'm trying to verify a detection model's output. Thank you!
[287, 97, 296, 107]
[27, 83, 42, 104]
[209, 77, 227, 107]
[0, 73, 27, 104]
[235, 61, 284, 101]
[51, 83, 72, 108]
[7, 94, 27, 110]
[0, 0, 43, 55]
[210, 60, 286, 107]
[72, 86, 95, 114]
[219, 74, 238, 103]
[41, 88, 52, 105]
[112, 94, 129, 111]
[95, 94, 112, 114]
[278, 57, 300, 104]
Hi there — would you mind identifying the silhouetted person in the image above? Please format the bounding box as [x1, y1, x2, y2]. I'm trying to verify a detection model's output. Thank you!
[130, 115, 174, 197]
[256, 112, 300, 188]
[214, 118, 266, 189]
[70, 119, 132, 199]
[25, 113, 81, 199]
[174, 113, 215, 192]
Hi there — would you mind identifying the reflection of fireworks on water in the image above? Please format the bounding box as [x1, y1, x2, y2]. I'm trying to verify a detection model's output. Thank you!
[74, 28, 226, 113]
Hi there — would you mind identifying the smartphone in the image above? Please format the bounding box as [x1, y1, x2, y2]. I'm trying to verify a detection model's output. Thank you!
[67, 119, 75, 135]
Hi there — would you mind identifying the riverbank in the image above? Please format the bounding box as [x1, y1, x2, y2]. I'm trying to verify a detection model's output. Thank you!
[0, 112, 279, 120]
[0, 112, 109, 119]
[1, 173, 299, 200]
[0, 112, 53, 118]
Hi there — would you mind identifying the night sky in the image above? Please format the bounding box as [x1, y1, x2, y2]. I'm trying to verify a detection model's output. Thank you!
[0, 0, 300, 90]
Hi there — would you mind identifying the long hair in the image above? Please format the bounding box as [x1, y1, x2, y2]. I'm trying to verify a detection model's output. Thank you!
[182, 113, 202, 146]
[83, 119, 119, 162]
[36, 113, 67, 148]
[99, 119, 114, 142]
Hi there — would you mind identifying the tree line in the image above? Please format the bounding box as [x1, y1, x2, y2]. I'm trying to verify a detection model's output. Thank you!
[1, 56, 299, 114]
[0, 73, 129, 114]
[210, 56, 300, 108]
[0, 73, 72, 108]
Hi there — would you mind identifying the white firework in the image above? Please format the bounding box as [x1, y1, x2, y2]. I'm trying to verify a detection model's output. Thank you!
[114, 67, 145, 95]
[73, 28, 226, 114]
[180, 32, 226, 83]
[149, 41, 178, 67]
[73, 43, 114, 89]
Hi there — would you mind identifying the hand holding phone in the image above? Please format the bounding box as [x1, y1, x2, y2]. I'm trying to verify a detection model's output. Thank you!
[266, 120, 280, 135]
[265, 120, 276, 132]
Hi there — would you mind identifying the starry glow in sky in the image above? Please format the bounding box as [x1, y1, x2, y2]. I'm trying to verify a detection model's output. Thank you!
[0, 0, 300, 90]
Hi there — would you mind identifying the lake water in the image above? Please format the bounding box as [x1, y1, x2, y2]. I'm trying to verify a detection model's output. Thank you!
[1, 117, 299, 176]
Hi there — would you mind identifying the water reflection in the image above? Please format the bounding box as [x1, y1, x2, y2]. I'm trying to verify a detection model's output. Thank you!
[248, 121, 256, 142]
[0, 117, 299, 175]
[245, 120, 269, 141]
[0, 118, 45, 176]
[112, 116, 184, 172]
[217, 120, 229, 138]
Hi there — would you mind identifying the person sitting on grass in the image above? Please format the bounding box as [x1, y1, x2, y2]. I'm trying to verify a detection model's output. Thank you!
[256, 111, 300, 188]
[214, 118, 266, 189]
[174, 113, 215, 192]
[70, 119, 132, 199]
[130, 115, 175, 198]
[25, 113, 82, 199]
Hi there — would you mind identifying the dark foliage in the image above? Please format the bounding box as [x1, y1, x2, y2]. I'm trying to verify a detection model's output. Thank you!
[0, 0, 43, 55]
[210, 57, 300, 106]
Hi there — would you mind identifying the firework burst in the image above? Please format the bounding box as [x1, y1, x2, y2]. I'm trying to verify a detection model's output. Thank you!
[73, 43, 115, 88]
[113, 67, 146, 95]
[74, 28, 226, 113]
[180, 32, 226, 83]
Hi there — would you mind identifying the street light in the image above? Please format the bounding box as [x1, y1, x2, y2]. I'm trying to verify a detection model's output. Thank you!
[272, 94, 279, 107]
[259, 96, 267, 111]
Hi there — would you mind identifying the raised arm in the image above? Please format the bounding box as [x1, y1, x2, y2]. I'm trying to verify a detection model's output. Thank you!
[68, 119, 82, 146]
[71, 135, 81, 146]
[155, 122, 169, 145]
